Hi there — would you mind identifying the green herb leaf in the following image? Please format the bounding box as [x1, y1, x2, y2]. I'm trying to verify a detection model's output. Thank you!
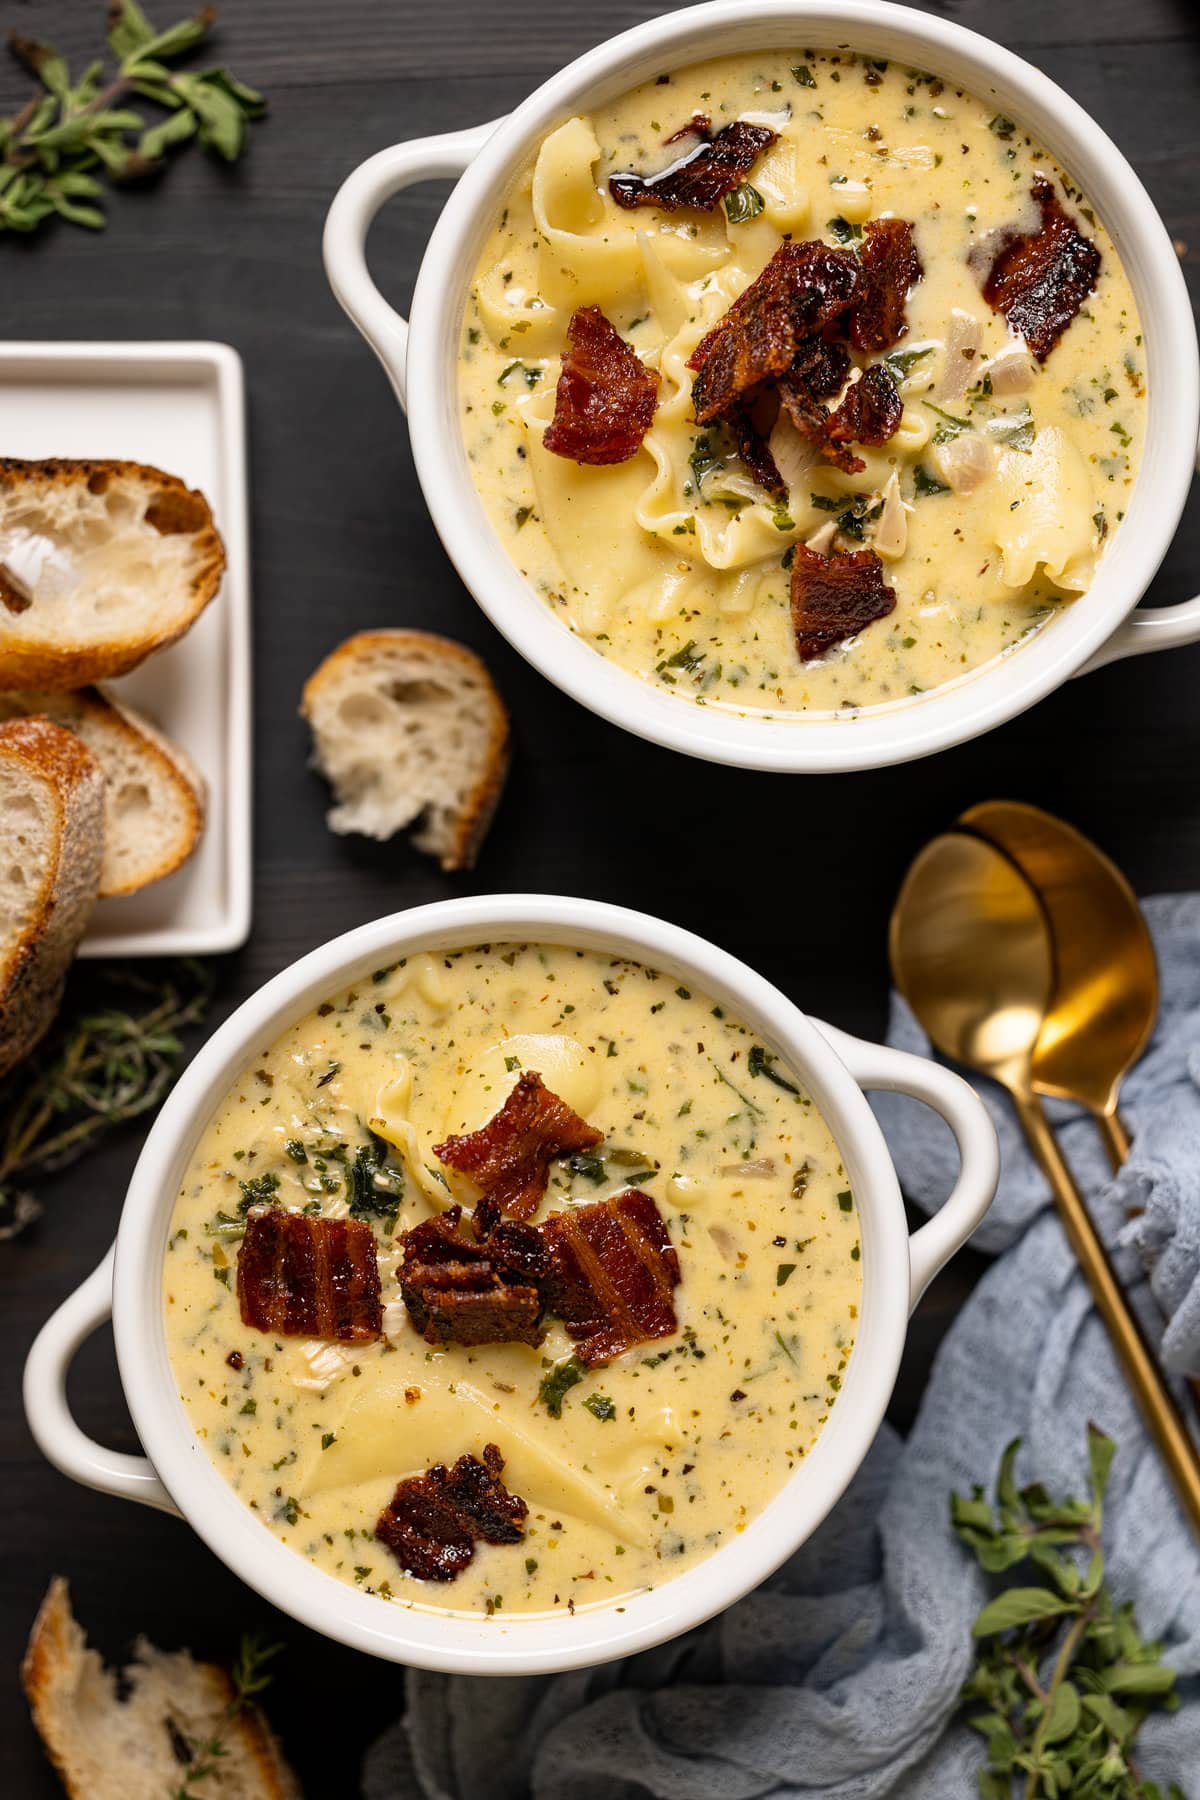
[538, 1354, 586, 1417]
[583, 1393, 616, 1421]
[723, 183, 764, 224]
[827, 214, 861, 243]
[972, 1586, 1078, 1637]
[791, 64, 817, 88]
[747, 1045, 800, 1094]
[913, 464, 950, 498]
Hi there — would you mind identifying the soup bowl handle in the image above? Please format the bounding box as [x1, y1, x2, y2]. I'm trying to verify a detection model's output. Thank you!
[1079, 436, 1200, 673]
[815, 1024, 1000, 1314]
[324, 120, 502, 411]
[23, 1245, 179, 1516]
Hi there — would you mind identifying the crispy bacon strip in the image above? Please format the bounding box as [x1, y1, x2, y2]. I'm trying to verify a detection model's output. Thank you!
[236, 1208, 381, 1342]
[399, 1205, 548, 1347]
[540, 1189, 681, 1366]
[688, 242, 860, 424]
[792, 335, 851, 400]
[827, 363, 903, 449]
[778, 371, 864, 476]
[375, 1444, 527, 1583]
[664, 112, 711, 146]
[848, 218, 923, 353]
[982, 176, 1101, 362]
[609, 120, 776, 212]
[543, 306, 660, 466]
[727, 405, 786, 499]
[790, 543, 896, 662]
[434, 1069, 603, 1230]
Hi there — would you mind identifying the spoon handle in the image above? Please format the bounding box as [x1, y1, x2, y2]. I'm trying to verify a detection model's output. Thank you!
[1097, 1106, 1132, 1172]
[1013, 1087, 1200, 1537]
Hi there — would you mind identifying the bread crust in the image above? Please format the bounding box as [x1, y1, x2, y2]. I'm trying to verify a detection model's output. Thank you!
[0, 458, 225, 691]
[301, 628, 511, 871]
[0, 717, 103, 1078]
[23, 1578, 303, 1800]
[0, 687, 206, 896]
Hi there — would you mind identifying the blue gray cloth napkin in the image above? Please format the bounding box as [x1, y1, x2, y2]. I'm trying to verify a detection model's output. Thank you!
[365, 894, 1200, 1800]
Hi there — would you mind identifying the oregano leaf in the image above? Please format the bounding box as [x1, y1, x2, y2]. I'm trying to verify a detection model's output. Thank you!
[971, 1587, 1077, 1637]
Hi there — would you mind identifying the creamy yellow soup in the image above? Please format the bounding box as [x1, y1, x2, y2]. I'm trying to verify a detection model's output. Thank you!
[164, 944, 861, 1617]
[459, 50, 1146, 717]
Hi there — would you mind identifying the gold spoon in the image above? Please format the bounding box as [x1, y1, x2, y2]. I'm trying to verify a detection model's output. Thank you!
[960, 801, 1157, 1170]
[890, 830, 1200, 1535]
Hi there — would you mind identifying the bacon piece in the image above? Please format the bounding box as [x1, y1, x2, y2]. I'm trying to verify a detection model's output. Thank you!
[542, 307, 659, 467]
[828, 363, 903, 449]
[664, 113, 711, 146]
[778, 370, 864, 476]
[792, 336, 851, 400]
[375, 1444, 527, 1583]
[727, 405, 786, 499]
[609, 120, 776, 212]
[688, 242, 860, 424]
[434, 1069, 603, 1230]
[789, 543, 896, 661]
[848, 218, 923, 353]
[982, 176, 1101, 362]
[236, 1208, 381, 1342]
[540, 1189, 681, 1366]
[399, 1205, 548, 1347]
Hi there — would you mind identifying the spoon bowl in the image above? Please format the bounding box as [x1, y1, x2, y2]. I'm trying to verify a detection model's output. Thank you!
[890, 825, 1200, 1536]
[888, 831, 1053, 1092]
[960, 801, 1157, 1163]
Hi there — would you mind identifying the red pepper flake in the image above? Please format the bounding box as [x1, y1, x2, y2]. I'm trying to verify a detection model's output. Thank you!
[847, 218, 923, 352]
[399, 1204, 548, 1347]
[543, 307, 660, 466]
[609, 119, 777, 212]
[540, 1189, 681, 1366]
[790, 543, 896, 661]
[434, 1070, 603, 1229]
[375, 1443, 527, 1582]
[982, 176, 1101, 362]
[236, 1209, 382, 1342]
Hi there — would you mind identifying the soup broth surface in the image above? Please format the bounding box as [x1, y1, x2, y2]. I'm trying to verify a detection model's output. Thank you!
[165, 943, 861, 1616]
[459, 50, 1145, 717]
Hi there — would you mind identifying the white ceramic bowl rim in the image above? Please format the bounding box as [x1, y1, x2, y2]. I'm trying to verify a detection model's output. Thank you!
[326, 0, 1200, 773]
[27, 895, 997, 1673]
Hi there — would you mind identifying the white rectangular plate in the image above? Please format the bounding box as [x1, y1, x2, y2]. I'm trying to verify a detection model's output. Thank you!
[0, 341, 252, 956]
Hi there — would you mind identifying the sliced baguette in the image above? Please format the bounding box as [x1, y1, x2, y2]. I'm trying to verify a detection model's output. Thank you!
[23, 1578, 303, 1800]
[0, 458, 224, 690]
[0, 687, 205, 897]
[0, 717, 103, 1079]
[301, 629, 510, 871]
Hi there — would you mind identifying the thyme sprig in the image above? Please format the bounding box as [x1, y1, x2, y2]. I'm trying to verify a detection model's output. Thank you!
[953, 1428, 1184, 1799]
[1, 2, 264, 236]
[173, 1633, 284, 1798]
[0, 958, 212, 1236]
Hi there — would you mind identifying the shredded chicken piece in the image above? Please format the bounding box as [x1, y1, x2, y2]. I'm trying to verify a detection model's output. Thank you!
[984, 347, 1035, 395]
[933, 309, 984, 400]
[931, 430, 996, 494]
[872, 471, 909, 560]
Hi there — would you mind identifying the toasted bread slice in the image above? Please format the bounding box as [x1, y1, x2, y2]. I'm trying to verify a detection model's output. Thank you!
[23, 1579, 303, 1800]
[0, 458, 224, 690]
[0, 687, 205, 897]
[301, 629, 510, 871]
[0, 717, 103, 1079]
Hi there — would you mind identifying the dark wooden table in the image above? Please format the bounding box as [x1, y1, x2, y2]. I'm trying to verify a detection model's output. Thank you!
[2, 0, 1197, 1790]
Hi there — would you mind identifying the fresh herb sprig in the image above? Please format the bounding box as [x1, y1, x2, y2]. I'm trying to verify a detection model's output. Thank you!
[953, 1428, 1184, 1800]
[0, 958, 212, 1236]
[1, 2, 264, 237]
[173, 1633, 284, 1798]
